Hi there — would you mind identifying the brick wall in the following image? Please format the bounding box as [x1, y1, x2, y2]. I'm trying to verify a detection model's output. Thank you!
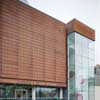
[0, 0, 67, 87]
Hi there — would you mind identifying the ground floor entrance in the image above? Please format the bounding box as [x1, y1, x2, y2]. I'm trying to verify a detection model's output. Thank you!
[0, 84, 67, 100]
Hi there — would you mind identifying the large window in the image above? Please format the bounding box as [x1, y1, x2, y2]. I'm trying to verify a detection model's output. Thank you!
[36, 87, 60, 100]
[0, 85, 66, 100]
[15, 89, 28, 99]
[68, 32, 95, 100]
[0, 85, 32, 99]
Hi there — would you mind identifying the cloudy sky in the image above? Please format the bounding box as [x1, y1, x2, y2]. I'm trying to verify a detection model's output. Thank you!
[21, 0, 100, 65]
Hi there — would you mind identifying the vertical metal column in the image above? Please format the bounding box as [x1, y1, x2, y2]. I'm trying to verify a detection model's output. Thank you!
[32, 87, 36, 100]
[60, 88, 63, 99]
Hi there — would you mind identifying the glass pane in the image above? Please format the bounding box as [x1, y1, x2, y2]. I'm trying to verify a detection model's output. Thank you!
[36, 87, 60, 100]
[68, 32, 95, 100]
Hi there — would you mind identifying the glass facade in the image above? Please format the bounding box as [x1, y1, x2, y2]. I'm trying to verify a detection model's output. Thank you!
[36, 87, 60, 100]
[0, 33, 94, 100]
[68, 32, 95, 100]
[0, 85, 32, 99]
[0, 85, 66, 100]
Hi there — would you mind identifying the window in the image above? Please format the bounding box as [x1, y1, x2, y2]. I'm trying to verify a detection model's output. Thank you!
[0, 88, 4, 98]
[15, 89, 28, 99]
[36, 87, 60, 100]
[68, 32, 95, 100]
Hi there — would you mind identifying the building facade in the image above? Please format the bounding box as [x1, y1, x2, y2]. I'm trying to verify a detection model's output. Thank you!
[0, 0, 95, 100]
[95, 65, 100, 100]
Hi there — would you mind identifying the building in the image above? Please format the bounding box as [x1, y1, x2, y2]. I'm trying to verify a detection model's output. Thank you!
[95, 64, 100, 100]
[0, 0, 95, 100]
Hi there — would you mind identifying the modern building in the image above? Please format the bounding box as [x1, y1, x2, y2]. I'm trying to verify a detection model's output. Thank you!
[95, 64, 100, 100]
[0, 0, 95, 100]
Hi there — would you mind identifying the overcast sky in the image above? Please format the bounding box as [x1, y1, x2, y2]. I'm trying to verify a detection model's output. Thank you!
[21, 0, 100, 65]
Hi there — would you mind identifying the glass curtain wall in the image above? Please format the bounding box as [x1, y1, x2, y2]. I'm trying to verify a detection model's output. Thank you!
[0, 85, 66, 100]
[0, 84, 32, 99]
[68, 33, 75, 100]
[36, 87, 60, 100]
[68, 32, 95, 100]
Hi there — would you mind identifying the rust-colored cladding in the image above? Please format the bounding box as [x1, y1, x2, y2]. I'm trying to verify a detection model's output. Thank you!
[0, 0, 95, 87]
[0, 0, 67, 87]
[66, 19, 95, 41]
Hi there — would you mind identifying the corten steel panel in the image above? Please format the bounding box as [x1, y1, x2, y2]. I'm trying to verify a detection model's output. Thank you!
[0, 0, 67, 87]
[66, 19, 95, 41]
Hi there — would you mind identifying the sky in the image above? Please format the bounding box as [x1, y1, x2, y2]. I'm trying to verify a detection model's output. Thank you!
[21, 0, 100, 65]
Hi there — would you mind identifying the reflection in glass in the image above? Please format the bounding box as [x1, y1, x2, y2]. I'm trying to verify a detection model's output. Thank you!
[36, 87, 60, 100]
[68, 32, 95, 100]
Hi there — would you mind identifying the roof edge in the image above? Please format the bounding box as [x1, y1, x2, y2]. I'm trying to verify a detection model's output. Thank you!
[66, 19, 95, 41]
